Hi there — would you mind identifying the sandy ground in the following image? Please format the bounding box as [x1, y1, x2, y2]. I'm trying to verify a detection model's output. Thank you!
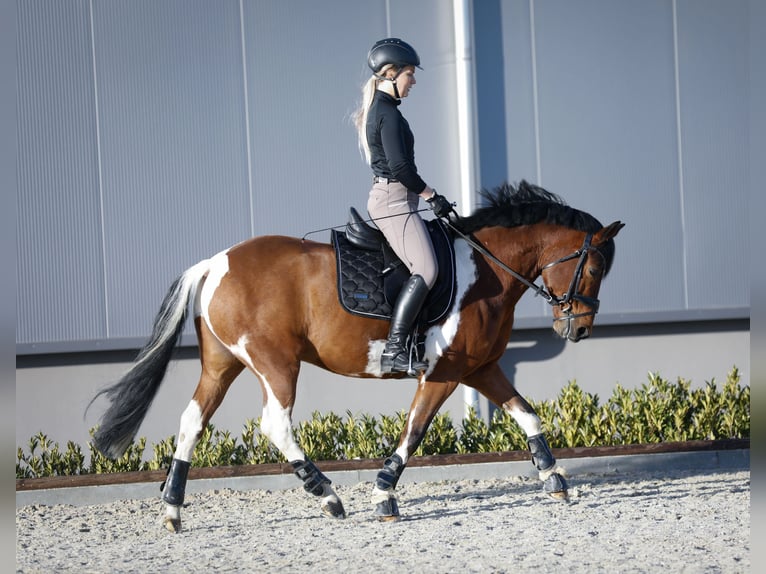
[16, 468, 749, 573]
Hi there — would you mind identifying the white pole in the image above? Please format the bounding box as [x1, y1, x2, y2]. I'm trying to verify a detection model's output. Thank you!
[453, 0, 481, 420]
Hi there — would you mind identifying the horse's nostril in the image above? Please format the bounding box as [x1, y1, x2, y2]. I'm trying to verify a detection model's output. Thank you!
[576, 326, 590, 340]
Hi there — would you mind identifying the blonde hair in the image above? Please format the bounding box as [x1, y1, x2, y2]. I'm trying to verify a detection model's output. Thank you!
[352, 65, 395, 165]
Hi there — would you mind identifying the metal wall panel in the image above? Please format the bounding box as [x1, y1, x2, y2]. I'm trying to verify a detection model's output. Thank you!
[242, 0, 385, 239]
[676, 0, 749, 309]
[388, 0, 462, 204]
[531, 0, 684, 319]
[91, 0, 251, 338]
[16, 0, 107, 344]
[16, 0, 750, 352]
[241, 0, 460, 240]
[492, 0, 748, 324]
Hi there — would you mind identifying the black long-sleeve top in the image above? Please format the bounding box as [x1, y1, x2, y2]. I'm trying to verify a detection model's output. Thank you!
[366, 91, 428, 193]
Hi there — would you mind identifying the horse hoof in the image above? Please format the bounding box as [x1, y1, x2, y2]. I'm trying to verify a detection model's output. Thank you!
[322, 499, 347, 519]
[163, 517, 181, 533]
[543, 471, 568, 500]
[374, 497, 400, 521]
[549, 490, 569, 502]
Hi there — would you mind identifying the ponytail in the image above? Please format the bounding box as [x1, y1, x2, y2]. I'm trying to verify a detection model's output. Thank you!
[352, 75, 378, 165]
[352, 65, 395, 165]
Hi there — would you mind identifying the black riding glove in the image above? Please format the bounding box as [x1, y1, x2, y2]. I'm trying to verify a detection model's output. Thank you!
[426, 192, 453, 218]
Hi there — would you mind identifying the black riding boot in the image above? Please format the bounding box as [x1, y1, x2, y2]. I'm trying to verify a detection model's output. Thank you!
[381, 274, 430, 375]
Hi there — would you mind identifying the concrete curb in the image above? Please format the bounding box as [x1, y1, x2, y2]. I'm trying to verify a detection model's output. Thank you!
[16, 447, 749, 508]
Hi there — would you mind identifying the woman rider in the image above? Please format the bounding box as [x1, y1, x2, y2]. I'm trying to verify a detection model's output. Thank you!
[353, 38, 452, 375]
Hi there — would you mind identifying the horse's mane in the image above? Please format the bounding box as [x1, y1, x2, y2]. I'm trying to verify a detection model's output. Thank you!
[458, 180, 616, 275]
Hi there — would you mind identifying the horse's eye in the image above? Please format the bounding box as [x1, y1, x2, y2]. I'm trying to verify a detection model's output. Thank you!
[588, 267, 601, 278]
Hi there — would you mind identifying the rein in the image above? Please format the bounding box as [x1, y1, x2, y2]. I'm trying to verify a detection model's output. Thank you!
[301, 209, 431, 241]
[443, 218, 600, 321]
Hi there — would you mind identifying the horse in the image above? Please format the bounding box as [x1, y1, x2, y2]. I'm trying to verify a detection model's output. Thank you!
[89, 181, 623, 532]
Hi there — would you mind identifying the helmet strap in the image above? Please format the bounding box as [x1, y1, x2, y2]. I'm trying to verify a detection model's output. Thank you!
[374, 69, 403, 100]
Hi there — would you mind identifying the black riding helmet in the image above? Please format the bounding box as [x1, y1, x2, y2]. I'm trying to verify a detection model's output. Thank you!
[367, 38, 421, 74]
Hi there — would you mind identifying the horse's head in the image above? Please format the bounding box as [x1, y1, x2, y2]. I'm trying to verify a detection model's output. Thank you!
[540, 221, 624, 342]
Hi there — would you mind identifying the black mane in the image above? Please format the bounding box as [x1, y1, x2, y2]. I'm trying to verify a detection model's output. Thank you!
[460, 180, 604, 233]
[458, 180, 616, 275]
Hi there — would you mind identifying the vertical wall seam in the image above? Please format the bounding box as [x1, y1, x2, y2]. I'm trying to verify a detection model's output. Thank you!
[529, 0, 542, 185]
[672, 0, 689, 308]
[239, 0, 255, 237]
[88, 0, 110, 336]
[385, 0, 391, 35]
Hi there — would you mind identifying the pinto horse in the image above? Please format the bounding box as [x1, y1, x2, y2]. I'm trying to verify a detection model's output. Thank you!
[90, 181, 623, 532]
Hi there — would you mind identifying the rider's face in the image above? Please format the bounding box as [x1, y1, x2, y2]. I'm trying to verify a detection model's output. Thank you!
[395, 66, 417, 98]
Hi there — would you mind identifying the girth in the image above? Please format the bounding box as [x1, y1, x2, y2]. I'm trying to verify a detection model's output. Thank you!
[331, 208, 456, 325]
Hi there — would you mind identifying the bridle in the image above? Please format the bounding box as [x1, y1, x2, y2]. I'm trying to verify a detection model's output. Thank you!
[540, 232, 602, 321]
[444, 221, 603, 325]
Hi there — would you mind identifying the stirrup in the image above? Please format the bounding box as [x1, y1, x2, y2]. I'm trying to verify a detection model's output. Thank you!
[381, 348, 428, 376]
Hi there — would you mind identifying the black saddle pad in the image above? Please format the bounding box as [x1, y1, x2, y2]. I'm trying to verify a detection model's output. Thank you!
[331, 218, 456, 325]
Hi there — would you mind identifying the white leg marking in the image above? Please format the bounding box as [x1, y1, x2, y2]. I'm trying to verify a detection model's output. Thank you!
[371, 486, 397, 504]
[165, 399, 203, 525]
[223, 334, 306, 463]
[506, 405, 543, 437]
[506, 406, 566, 481]
[365, 239, 478, 376]
[174, 400, 203, 462]
[261, 390, 304, 462]
[165, 505, 180, 522]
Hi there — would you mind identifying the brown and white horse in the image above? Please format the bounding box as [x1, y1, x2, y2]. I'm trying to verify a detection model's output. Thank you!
[90, 181, 623, 532]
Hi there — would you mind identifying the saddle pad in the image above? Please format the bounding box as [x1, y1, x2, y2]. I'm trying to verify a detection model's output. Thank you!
[331, 219, 456, 324]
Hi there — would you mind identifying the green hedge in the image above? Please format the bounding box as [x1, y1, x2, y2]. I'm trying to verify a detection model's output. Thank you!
[17, 368, 749, 479]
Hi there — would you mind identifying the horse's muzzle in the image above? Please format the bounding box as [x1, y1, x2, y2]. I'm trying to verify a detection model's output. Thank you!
[553, 317, 592, 342]
[552, 301, 598, 342]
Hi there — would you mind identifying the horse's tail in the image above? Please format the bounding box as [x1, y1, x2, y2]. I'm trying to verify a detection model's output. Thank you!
[88, 259, 211, 459]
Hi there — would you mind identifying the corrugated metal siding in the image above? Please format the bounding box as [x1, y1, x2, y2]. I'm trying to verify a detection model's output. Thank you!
[242, 0, 379, 238]
[90, 0, 251, 338]
[16, 0, 107, 344]
[15, 0, 750, 352]
[388, 0, 462, 204]
[676, 0, 749, 309]
[241, 0, 460, 239]
[495, 0, 748, 322]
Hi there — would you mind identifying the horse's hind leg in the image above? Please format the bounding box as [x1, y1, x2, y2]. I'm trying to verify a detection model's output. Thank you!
[243, 341, 346, 519]
[466, 363, 568, 500]
[161, 327, 244, 533]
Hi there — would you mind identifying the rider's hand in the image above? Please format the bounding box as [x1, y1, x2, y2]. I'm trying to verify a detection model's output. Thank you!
[426, 191, 453, 218]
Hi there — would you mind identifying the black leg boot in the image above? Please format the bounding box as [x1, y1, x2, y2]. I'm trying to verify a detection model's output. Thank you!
[381, 274, 430, 375]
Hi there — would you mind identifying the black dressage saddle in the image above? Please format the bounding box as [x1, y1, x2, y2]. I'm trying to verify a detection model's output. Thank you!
[331, 207, 457, 325]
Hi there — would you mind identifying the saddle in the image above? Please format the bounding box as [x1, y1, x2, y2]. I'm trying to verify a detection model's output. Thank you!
[331, 208, 457, 325]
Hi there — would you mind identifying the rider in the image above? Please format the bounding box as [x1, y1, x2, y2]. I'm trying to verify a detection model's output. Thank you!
[353, 38, 453, 375]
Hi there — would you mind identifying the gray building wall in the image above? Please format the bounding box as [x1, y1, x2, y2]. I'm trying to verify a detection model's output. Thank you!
[16, 1, 751, 452]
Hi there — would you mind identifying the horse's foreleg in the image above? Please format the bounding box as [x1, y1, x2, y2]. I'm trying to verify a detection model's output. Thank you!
[466, 363, 568, 500]
[507, 397, 568, 499]
[373, 379, 459, 521]
[257, 369, 346, 519]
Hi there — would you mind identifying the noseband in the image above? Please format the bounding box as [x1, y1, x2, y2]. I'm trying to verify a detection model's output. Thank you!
[540, 233, 601, 322]
[445, 223, 602, 324]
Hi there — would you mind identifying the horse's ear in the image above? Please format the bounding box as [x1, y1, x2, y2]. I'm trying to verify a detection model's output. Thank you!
[593, 221, 625, 245]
